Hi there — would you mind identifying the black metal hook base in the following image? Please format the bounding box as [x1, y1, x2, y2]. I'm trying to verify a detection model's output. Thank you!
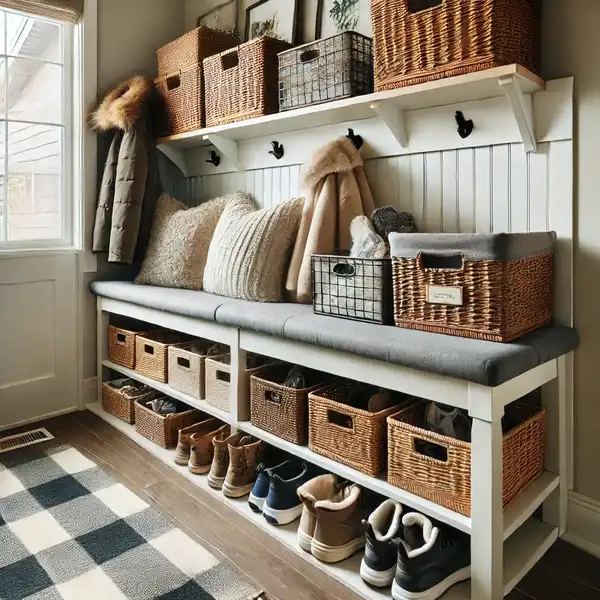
[269, 141, 284, 160]
[455, 111, 474, 139]
[206, 150, 220, 167]
[347, 128, 363, 150]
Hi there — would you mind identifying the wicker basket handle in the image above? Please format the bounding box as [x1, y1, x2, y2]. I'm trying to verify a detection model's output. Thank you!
[176, 356, 191, 370]
[216, 369, 231, 383]
[406, 0, 443, 14]
[326, 408, 355, 433]
[418, 251, 464, 271]
[300, 48, 320, 63]
[165, 72, 181, 91]
[332, 263, 355, 277]
[411, 434, 450, 464]
[116, 332, 127, 345]
[143, 343, 155, 355]
[265, 390, 282, 405]
[221, 49, 239, 71]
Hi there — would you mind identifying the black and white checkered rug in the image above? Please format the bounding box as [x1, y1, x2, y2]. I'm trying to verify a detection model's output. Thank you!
[0, 444, 263, 600]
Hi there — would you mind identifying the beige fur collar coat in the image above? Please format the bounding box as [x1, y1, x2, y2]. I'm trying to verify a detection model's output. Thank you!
[286, 136, 376, 303]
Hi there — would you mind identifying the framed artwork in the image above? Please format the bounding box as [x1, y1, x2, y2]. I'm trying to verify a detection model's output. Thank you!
[245, 0, 300, 43]
[197, 0, 237, 33]
[316, 0, 372, 38]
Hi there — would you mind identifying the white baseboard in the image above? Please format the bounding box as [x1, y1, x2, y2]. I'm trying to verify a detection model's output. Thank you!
[82, 377, 98, 407]
[564, 491, 600, 558]
[0, 407, 78, 433]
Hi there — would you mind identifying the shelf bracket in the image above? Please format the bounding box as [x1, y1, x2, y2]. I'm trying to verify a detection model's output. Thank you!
[202, 134, 243, 171]
[498, 75, 537, 153]
[370, 102, 408, 147]
[157, 144, 188, 178]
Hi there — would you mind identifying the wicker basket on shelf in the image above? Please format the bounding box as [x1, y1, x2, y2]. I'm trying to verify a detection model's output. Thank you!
[168, 340, 218, 400]
[102, 379, 161, 424]
[250, 364, 328, 445]
[204, 36, 291, 127]
[387, 402, 546, 517]
[309, 381, 411, 476]
[108, 324, 154, 369]
[134, 398, 201, 448]
[135, 330, 193, 383]
[155, 26, 239, 135]
[371, 0, 542, 91]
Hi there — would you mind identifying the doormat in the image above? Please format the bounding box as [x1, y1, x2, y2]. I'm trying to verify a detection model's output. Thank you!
[0, 444, 264, 600]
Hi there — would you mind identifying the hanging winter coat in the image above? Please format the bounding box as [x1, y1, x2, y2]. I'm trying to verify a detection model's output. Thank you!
[90, 76, 161, 264]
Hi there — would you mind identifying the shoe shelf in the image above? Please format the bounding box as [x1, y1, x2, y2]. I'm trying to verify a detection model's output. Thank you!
[86, 401, 558, 600]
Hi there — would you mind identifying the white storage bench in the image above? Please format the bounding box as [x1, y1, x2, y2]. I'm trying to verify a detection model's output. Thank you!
[91, 280, 579, 600]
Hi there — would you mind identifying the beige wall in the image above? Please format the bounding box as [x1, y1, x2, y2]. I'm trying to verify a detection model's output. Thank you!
[541, 0, 600, 501]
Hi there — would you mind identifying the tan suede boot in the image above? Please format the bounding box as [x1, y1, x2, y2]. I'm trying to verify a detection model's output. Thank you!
[174, 417, 217, 465]
[222, 436, 263, 498]
[188, 422, 229, 475]
[207, 431, 242, 489]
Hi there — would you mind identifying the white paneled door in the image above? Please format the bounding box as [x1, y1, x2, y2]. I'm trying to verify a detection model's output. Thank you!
[0, 253, 78, 429]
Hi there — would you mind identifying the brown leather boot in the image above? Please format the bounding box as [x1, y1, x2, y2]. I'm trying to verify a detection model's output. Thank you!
[207, 431, 242, 489]
[174, 417, 216, 465]
[297, 474, 339, 552]
[222, 435, 263, 498]
[188, 422, 229, 475]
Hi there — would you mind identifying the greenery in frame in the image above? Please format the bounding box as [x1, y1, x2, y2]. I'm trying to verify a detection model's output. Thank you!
[330, 0, 360, 32]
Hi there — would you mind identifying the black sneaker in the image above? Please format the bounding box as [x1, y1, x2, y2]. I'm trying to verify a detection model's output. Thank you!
[263, 461, 313, 525]
[248, 460, 289, 513]
[392, 513, 471, 600]
[360, 499, 403, 588]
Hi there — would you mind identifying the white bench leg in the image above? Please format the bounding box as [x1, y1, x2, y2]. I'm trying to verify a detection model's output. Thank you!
[96, 300, 109, 404]
[470, 385, 504, 600]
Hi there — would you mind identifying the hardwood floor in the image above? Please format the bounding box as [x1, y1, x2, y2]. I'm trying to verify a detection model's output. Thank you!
[3, 411, 600, 600]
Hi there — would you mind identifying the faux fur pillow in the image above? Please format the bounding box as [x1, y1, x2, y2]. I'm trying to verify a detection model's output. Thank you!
[136, 192, 238, 289]
[203, 196, 304, 302]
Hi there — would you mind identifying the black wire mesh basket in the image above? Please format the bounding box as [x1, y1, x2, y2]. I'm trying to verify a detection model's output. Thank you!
[311, 255, 393, 325]
[278, 31, 373, 112]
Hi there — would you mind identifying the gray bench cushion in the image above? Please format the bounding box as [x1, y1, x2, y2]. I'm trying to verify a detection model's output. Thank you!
[91, 281, 579, 387]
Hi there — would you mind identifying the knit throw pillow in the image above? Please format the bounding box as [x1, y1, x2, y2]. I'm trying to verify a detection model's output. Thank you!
[203, 196, 304, 302]
[135, 192, 237, 289]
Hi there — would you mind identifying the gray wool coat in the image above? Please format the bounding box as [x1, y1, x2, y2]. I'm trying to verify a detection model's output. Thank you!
[90, 76, 161, 264]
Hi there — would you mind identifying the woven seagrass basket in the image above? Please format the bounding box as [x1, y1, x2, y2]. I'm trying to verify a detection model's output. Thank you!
[387, 402, 546, 516]
[134, 399, 201, 448]
[108, 324, 154, 370]
[250, 364, 329, 445]
[309, 381, 412, 476]
[371, 0, 541, 91]
[167, 340, 217, 400]
[135, 330, 193, 383]
[204, 36, 291, 127]
[102, 379, 161, 424]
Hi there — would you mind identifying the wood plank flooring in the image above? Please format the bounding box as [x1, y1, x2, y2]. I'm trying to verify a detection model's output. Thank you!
[3, 412, 600, 600]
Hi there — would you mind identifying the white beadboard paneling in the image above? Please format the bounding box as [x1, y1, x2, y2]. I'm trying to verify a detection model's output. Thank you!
[396, 155, 412, 214]
[510, 144, 529, 232]
[457, 149, 475, 234]
[529, 143, 549, 231]
[475, 147, 492, 233]
[442, 150, 458, 233]
[425, 153, 443, 233]
[492, 145, 510, 233]
[410, 154, 425, 230]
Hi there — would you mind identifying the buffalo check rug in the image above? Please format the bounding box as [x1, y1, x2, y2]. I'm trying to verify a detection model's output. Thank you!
[0, 444, 263, 600]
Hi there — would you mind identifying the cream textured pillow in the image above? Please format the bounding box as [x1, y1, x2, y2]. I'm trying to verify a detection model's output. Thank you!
[136, 192, 237, 289]
[203, 196, 304, 302]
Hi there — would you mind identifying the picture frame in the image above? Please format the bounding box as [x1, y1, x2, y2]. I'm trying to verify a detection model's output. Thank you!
[197, 0, 237, 33]
[244, 0, 300, 44]
[316, 0, 372, 38]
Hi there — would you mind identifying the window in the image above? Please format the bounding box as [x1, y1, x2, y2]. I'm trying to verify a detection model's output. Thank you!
[0, 8, 73, 245]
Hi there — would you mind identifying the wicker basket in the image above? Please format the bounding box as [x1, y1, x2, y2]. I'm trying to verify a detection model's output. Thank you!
[387, 402, 546, 516]
[312, 255, 393, 325]
[135, 330, 193, 382]
[204, 36, 291, 127]
[278, 32, 373, 111]
[371, 0, 542, 91]
[309, 381, 411, 476]
[134, 398, 201, 448]
[155, 26, 239, 135]
[167, 340, 218, 400]
[390, 232, 555, 342]
[250, 364, 329, 445]
[108, 324, 154, 369]
[102, 379, 161, 424]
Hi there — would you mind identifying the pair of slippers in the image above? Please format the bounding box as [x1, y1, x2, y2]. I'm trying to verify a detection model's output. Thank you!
[350, 206, 417, 259]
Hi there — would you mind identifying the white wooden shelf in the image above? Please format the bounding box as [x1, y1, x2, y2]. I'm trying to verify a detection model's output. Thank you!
[86, 402, 558, 600]
[101, 359, 235, 425]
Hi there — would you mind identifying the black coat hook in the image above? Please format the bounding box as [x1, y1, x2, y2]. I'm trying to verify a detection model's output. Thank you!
[206, 150, 220, 167]
[455, 111, 474, 139]
[347, 128, 363, 150]
[269, 141, 284, 160]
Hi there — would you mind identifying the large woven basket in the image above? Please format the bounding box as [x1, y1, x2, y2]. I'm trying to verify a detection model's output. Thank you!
[309, 381, 410, 476]
[167, 340, 215, 400]
[371, 0, 542, 91]
[250, 364, 328, 445]
[155, 26, 239, 135]
[134, 399, 201, 448]
[390, 232, 555, 342]
[278, 32, 373, 112]
[108, 324, 154, 369]
[204, 36, 291, 127]
[102, 379, 161, 424]
[387, 402, 546, 516]
[135, 330, 193, 383]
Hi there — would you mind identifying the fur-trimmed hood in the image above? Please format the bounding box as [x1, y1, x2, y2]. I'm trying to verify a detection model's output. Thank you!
[303, 136, 364, 188]
[89, 76, 154, 132]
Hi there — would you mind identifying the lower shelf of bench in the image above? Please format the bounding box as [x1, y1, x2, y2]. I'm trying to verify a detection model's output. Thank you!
[87, 402, 559, 600]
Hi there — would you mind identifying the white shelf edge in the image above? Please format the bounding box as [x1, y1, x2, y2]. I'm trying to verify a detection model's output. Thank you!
[87, 402, 558, 600]
[101, 360, 235, 425]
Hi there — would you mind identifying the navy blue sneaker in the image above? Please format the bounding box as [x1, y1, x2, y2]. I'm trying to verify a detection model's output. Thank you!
[248, 460, 290, 513]
[263, 461, 313, 525]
